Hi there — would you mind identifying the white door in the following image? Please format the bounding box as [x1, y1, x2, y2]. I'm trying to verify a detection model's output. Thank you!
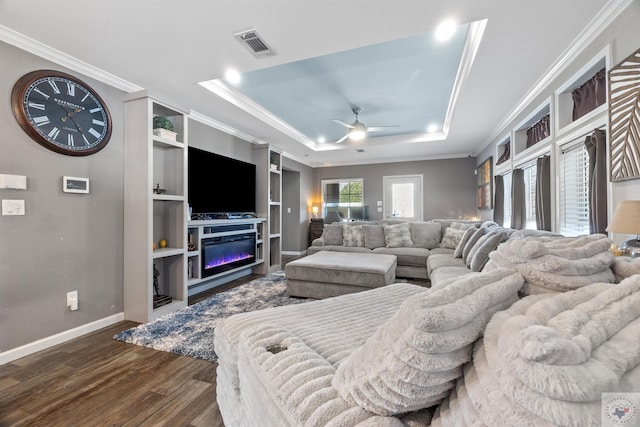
[383, 175, 423, 221]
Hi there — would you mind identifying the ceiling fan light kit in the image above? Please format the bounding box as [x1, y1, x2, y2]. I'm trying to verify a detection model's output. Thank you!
[333, 106, 399, 143]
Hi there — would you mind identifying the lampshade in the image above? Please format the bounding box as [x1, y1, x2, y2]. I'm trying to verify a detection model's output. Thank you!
[312, 206, 319, 214]
[606, 200, 640, 234]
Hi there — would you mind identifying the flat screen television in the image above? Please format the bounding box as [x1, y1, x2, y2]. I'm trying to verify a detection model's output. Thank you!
[188, 146, 256, 217]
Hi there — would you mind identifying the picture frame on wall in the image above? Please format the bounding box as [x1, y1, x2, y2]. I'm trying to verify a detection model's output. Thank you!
[477, 157, 493, 210]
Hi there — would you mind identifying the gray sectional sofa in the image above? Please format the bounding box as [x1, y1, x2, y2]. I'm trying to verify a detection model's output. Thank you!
[307, 219, 484, 279]
[214, 230, 638, 426]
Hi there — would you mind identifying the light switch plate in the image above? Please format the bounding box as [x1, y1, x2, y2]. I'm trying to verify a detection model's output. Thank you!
[2, 199, 25, 215]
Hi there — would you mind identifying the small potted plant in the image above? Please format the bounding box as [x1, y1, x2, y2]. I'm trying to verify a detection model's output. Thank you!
[153, 115, 177, 141]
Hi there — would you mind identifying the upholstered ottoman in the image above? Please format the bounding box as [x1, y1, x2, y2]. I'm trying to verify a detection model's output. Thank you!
[285, 251, 397, 299]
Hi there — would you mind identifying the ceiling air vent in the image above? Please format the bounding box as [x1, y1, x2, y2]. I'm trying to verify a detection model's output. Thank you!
[234, 29, 275, 58]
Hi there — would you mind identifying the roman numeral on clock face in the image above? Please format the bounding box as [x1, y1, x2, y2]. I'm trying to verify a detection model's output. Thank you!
[48, 80, 61, 94]
[66, 82, 75, 97]
[48, 127, 61, 141]
[28, 101, 45, 111]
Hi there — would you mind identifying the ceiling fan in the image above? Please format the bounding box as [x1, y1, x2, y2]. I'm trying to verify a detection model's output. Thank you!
[332, 106, 399, 143]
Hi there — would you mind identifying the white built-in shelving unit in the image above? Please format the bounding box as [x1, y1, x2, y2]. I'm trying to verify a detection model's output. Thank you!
[123, 91, 188, 323]
[252, 145, 282, 274]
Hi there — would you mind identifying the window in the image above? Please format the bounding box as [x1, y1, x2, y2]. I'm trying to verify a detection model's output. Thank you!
[523, 164, 537, 229]
[502, 172, 512, 227]
[321, 178, 364, 220]
[559, 141, 590, 236]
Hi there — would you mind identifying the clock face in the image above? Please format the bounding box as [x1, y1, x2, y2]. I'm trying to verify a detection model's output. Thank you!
[11, 70, 112, 156]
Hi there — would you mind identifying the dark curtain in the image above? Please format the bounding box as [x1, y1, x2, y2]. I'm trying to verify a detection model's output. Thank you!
[572, 68, 606, 121]
[496, 142, 510, 165]
[494, 175, 504, 226]
[511, 168, 526, 230]
[526, 114, 550, 148]
[535, 155, 551, 231]
[585, 128, 608, 233]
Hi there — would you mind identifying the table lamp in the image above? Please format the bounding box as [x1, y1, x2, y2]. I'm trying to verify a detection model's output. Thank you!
[312, 206, 319, 218]
[606, 200, 640, 254]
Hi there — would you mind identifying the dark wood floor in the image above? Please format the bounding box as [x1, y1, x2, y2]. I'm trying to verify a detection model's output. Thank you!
[0, 255, 427, 426]
[0, 270, 266, 427]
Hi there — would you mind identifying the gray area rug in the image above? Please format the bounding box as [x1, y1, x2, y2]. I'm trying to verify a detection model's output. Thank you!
[114, 270, 307, 362]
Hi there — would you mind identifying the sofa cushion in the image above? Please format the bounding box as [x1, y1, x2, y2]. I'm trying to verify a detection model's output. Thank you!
[384, 222, 414, 248]
[450, 221, 477, 231]
[430, 266, 475, 288]
[362, 224, 386, 249]
[453, 227, 475, 258]
[342, 224, 365, 247]
[323, 224, 344, 246]
[307, 245, 372, 255]
[427, 253, 466, 277]
[466, 231, 498, 268]
[430, 247, 455, 255]
[373, 246, 430, 267]
[411, 222, 441, 249]
[332, 268, 524, 416]
[470, 231, 506, 272]
[440, 227, 466, 249]
[462, 227, 486, 263]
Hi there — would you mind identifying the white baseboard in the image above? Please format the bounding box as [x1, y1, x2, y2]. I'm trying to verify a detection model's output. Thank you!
[0, 312, 125, 366]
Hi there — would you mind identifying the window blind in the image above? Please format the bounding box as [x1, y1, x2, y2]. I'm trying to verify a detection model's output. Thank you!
[523, 165, 537, 230]
[559, 142, 590, 236]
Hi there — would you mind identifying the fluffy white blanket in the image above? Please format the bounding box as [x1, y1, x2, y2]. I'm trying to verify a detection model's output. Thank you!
[612, 256, 640, 282]
[484, 234, 615, 294]
[332, 268, 524, 416]
[431, 275, 640, 426]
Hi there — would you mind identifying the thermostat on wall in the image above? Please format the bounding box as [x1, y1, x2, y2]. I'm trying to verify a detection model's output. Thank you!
[0, 174, 27, 190]
[63, 176, 90, 194]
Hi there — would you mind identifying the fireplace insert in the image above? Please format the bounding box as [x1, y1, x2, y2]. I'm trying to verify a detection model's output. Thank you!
[201, 232, 256, 278]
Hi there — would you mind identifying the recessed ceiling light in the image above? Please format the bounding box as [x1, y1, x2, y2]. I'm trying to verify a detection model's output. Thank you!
[318, 136, 326, 143]
[435, 20, 457, 41]
[225, 69, 241, 84]
[427, 124, 439, 133]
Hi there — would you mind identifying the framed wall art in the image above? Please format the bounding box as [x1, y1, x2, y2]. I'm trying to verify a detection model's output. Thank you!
[609, 47, 640, 182]
[477, 157, 493, 210]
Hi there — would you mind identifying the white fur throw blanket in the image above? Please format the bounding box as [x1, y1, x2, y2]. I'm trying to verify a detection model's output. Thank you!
[431, 275, 640, 426]
[612, 256, 640, 283]
[483, 234, 615, 294]
[332, 268, 524, 416]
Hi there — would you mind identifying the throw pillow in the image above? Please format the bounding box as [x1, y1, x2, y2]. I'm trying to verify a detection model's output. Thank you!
[453, 227, 475, 258]
[470, 231, 506, 272]
[384, 222, 414, 248]
[331, 268, 524, 416]
[342, 224, 365, 247]
[450, 221, 477, 231]
[323, 224, 343, 246]
[466, 231, 498, 268]
[410, 222, 441, 249]
[440, 227, 465, 249]
[363, 224, 386, 249]
[462, 227, 486, 263]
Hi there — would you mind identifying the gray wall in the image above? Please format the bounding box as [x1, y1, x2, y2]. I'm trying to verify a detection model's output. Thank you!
[476, 2, 640, 229]
[312, 157, 478, 222]
[282, 156, 315, 253]
[188, 119, 253, 163]
[1, 42, 126, 351]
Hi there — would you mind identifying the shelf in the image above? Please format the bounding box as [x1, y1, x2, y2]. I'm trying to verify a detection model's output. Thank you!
[152, 247, 185, 258]
[153, 194, 184, 201]
[153, 136, 184, 149]
[554, 46, 609, 136]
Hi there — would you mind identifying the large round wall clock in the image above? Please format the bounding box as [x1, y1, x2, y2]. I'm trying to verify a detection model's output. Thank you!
[11, 70, 112, 156]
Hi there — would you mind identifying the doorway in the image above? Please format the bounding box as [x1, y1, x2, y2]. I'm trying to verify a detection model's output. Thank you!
[383, 175, 423, 221]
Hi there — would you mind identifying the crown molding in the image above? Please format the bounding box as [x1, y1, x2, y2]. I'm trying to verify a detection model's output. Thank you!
[198, 79, 321, 150]
[0, 24, 142, 92]
[480, 0, 635, 153]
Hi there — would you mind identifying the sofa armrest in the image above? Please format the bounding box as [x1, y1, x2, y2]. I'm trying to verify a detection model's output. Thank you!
[311, 236, 325, 246]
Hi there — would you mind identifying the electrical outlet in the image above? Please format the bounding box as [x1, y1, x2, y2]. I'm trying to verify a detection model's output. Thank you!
[67, 290, 78, 311]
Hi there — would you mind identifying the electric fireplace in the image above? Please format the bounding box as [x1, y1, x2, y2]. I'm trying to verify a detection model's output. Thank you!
[201, 232, 256, 278]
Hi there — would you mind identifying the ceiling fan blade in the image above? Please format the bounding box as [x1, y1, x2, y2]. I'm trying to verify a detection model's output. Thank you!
[335, 133, 350, 143]
[367, 125, 400, 132]
[332, 119, 354, 129]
